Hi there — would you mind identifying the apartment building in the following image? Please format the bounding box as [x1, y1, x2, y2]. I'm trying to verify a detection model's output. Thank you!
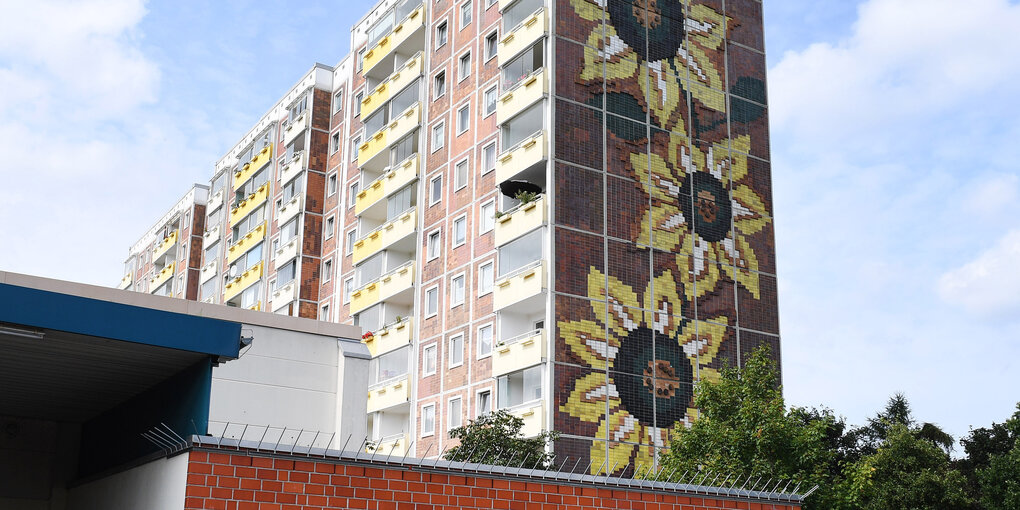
[121, 0, 779, 476]
[119, 185, 208, 299]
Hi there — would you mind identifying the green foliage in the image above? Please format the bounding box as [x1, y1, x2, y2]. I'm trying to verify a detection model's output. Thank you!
[443, 410, 559, 470]
[977, 440, 1020, 509]
[514, 190, 538, 205]
[958, 403, 1020, 508]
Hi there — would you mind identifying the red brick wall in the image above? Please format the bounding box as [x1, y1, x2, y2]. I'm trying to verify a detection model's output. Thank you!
[184, 448, 801, 510]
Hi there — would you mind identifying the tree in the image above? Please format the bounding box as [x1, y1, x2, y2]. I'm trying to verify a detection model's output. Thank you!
[659, 346, 842, 508]
[443, 410, 559, 469]
[957, 403, 1020, 508]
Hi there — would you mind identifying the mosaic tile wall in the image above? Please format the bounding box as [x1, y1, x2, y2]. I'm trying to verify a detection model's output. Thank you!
[551, 0, 777, 474]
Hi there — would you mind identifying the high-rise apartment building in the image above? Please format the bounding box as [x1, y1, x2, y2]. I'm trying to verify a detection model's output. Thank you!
[120, 0, 777, 475]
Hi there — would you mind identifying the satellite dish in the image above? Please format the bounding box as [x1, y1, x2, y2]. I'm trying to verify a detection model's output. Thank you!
[499, 180, 542, 199]
[229, 265, 239, 278]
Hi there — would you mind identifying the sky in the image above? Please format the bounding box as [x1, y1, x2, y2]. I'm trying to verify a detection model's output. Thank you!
[0, 0, 1018, 442]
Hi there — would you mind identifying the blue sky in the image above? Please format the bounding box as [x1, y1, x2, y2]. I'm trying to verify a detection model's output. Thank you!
[0, 0, 1018, 441]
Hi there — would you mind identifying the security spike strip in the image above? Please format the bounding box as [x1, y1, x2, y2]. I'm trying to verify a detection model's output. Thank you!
[217, 422, 230, 447]
[609, 461, 620, 478]
[357, 435, 369, 456]
[161, 422, 188, 444]
[464, 443, 481, 463]
[190, 419, 200, 438]
[236, 423, 250, 447]
[401, 440, 415, 464]
[308, 431, 321, 454]
[340, 434, 353, 454]
[290, 429, 305, 454]
[557, 456, 571, 473]
[569, 456, 583, 475]
[517, 452, 533, 471]
[803, 484, 820, 498]
[595, 459, 608, 478]
[257, 425, 270, 450]
[422, 441, 434, 460]
[152, 426, 183, 452]
[273, 427, 286, 451]
[434, 446, 449, 467]
[324, 432, 336, 453]
[781, 479, 793, 494]
[791, 482, 802, 495]
[750, 475, 763, 492]
[582, 459, 593, 477]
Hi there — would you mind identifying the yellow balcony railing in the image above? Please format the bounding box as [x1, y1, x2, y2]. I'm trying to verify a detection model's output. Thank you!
[362, 4, 426, 76]
[229, 182, 270, 226]
[118, 273, 132, 290]
[363, 317, 413, 357]
[279, 151, 305, 186]
[150, 262, 175, 291]
[223, 261, 263, 302]
[233, 145, 273, 191]
[495, 131, 546, 184]
[225, 221, 266, 264]
[508, 400, 545, 437]
[498, 7, 546, 66]
[152, 230, 178, 263]
[361, 52, 423, 118]
[493, 260, 545, 311]
[366, 433, 410, 456]
[494, 196, 546, 246]
[351, 208, 417, 265]
[358, 103, 421, 168]
[355, 155, 419, 216]
[492, 329, 546, 377]
[248, 301, 261, 312]
[497, 68, 547, 124]
[283, 112, 308, 146]
[367, 375, 410, 413]
[350, 262, 415, 315]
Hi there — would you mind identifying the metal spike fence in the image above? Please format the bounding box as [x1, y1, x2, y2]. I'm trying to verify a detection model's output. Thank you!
[158, 422, 817, 503]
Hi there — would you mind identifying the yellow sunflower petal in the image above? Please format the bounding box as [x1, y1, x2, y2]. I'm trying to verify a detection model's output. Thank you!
[682, 318, 728, 369]
[561, 372, 609, 424]
[722, 236, 761, 299]
[569, 0, 603, 21]
[560, 319, 613, 369]
[685, 5, 727, 93]
[642, 61, 686, 132]
[589, 268, 643, 338]
[644, 269, 687, 338]
[688, 251, 723, 299]
[732, 184, 769, 235]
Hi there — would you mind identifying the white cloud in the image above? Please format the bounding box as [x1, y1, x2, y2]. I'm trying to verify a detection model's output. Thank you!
[937, 230, 1020, 317]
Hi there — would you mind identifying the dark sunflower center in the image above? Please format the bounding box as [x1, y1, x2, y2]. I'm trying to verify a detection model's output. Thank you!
[681, 171, 731, 243]
[615, 327, 692, 427]
[607, 0, 686, 62]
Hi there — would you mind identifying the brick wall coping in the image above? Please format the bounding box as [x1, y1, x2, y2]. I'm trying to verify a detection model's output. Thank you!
[189, 435, 809, 505]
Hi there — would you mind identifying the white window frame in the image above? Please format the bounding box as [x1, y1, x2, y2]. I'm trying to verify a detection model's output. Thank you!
[429, 174, 443, 206]
[450, 273, 466, 307]
[482, 142, 496, 174]
[343, 277, 354, 304]
[480, 201, 495, 234]
[354, 92, 363, 117]
[449, 333, 464, 367]
[435, 21, 448, 48]
[485, 31, 498, 61]
[333, 90, 344, 113]
[346, 229, 357, 255]
[320, 304, 330, 321]
[478, 261, 494, 296]
[324, 216, 335, 239]
[454, 159, 469, 190]
[452, 215, 467, 247]
[423, 343, 438, 376]
[327, 173, 338, 196]
[433, 70, 446, 99]
[460, 1, 472, 29]
[348, 182, 359, 209]
[483, 86, 497, 116]
[425, 285, 439, 317]
[458, 51, 471, 81]
[457, 103, 470, 134]
[431, 121, 445, 152]
[477, 322, 493, 358]
[322, 258, 333, 283]
[448, 397, 463, 431]
[421, 403, 436, 437]
[427, 228, 442, 260]
[476, 388, 492, 417]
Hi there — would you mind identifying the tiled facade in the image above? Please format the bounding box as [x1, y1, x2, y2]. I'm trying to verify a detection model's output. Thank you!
[121, 0, 779, 476]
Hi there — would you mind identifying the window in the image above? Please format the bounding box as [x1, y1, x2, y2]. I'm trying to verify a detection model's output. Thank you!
[328, 174, 338, 196]
[320, 304, 330, 321]
[502, 41, 543, 89]
[485, 31, 498, 60]
[460, 1, 472, 28]
[478, 323, 493, 357]
[427, 229, 441, 260]
[425, 286, 439, 317]
[277, 260, 297, 285]
[476, 390, 492, 417]
[343, 278, 354, 303]
[357, 48, 365, 72]
[203, 241, 220, 265]
[333, 90, 344, 113]
[421, 404, 436, 437]
[458, 52, 471, 81]
[322, 258, 333, 282]
[451, 274, 465, 307]
[423, 344, 437, 375]
[369, 346, 409, 385]
[431, 122, 445, 151]
[449, 334, 464, 366]
[346, 229, 357, 255]
[478, 261, 494, 295]
[429, 175, 443, 205]
[351, 137, 361, 161]
[433, 71, 446, 99]
[448, 397, 463, 430]
[452, 216, 466, 246]
[486, 0, 497, 7]
[354, 92, 363, 117]
[435, 21, 448, 48]
[480, 202, 495, 233]
[349, 182, 359, 209]
[482, 143, 496, 173]
[457, 104, 470, 134]
[483, 87, 498, 117]
[331, 132, 340, 154]
[324, 216, 335, 239]
[455, 160, 468, 190]
[497, 365, 543, 409]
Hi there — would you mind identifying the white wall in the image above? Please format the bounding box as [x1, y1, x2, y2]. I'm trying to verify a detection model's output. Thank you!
[66, 454, 187, 510]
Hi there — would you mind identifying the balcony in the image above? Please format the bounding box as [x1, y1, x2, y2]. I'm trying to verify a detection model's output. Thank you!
[361, 52, 423, 119]
[363, 317, 413, 357]
[223, 261, 263, 302]
[229, 181, 270, 226]
[248, 301, 261, 312]
[495, 131, 546, 184]
[226, 221, 267, 264]
[152, 230, 178, 265]
[350, 262, 415, 315]
[270, 279, 298, 312]
[279, 151, 305, 186]
[352, 208, 417, 265]
[497, 68, 547, 124]
[278, 194, 303, 226]
[150, 262, 175, 291]
[118, 273, 132, 290]
[274, 237, 299, 266]
[200, 261, 217, 284]
[492, 329, 546, 377]
[283, 112, 308, 146]
[362, 3, 426, 79]
[358, 103, 421, 168]
[494, 260, 545, 312]
[203, 224, 221, 246]
[507, 400, 545, 437]
[208, 188, 225, 212]
[366, 433, 409, 456]
[355, 155, 419, 217]
[494, 196, 546, 246]
[233, 145, 273, 191]
[498, 7, 546, 65]
[366, 375, 410, 413]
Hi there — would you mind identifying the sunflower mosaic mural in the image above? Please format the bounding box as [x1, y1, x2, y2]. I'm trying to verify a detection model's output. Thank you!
[552, 0, 778, 474]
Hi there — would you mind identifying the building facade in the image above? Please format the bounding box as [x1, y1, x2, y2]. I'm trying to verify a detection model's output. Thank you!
[121, 0, 778, 476]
